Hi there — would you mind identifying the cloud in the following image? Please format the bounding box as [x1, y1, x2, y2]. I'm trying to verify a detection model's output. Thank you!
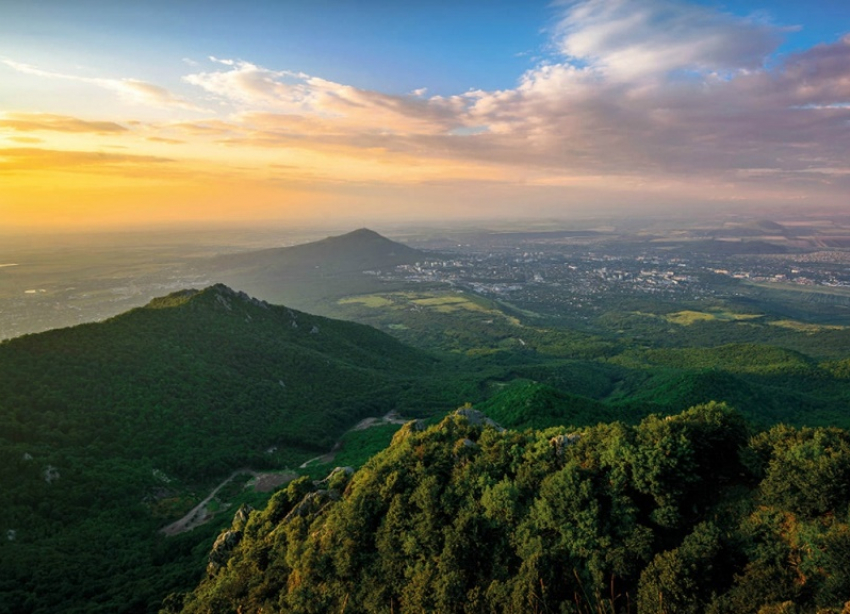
[5, 136, 44, 144]
[0, 112, 126, 133]
[167, 120, 239, 136]
[146, 136, 186, 144]
[0, 147, 172, 172]
[183, 60, 468, 135]
[553, 0, 781, 81]
[2, 60, 203, 111]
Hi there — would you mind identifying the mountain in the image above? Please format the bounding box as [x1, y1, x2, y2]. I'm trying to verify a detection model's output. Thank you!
[0, 284, 459, 614]
[211, 228, 424, 272]
[478, 380, 620, 430]
[173, 404, 850, 614]
[203, 229, 428, 310]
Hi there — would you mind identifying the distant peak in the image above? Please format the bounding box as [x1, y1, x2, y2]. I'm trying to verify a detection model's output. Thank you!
[334, 228, 385, 240]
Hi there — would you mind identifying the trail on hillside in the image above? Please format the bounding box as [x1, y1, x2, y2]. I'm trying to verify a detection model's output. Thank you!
[160, 469, 260, 536]
[299, 411, 412, 469]
[162, 411, 411, 536]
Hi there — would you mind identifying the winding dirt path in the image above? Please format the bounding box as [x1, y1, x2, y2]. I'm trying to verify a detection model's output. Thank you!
[298, 411, 412, 469]
[160, 469, 259, 536]
[161, 411, 412, 536]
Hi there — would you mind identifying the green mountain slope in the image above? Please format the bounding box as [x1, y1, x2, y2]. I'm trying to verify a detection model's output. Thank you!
[478, 380, 620, 430]
[174, 404, 850, 614]
[0, 284, 458, 614]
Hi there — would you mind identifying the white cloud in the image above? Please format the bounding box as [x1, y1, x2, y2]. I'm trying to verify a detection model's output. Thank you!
[183, 60, 469, 135]
[553, 0, 781, 81]
[184, 61, 308, 109]
[2, 60, 203, 111]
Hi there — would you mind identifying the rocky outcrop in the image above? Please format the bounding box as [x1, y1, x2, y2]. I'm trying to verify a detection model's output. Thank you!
[207, 529, 243, 575]
[454, 407, 504, 431]
[550, 433, 581, 459]
[207, 504, 254, 575]
[283, 489, 341, 523]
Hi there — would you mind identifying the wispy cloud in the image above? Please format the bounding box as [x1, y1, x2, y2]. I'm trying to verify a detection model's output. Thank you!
[146, 136, 186, 145]
[183, 59, 469, 135]
[552, 0, 781, 81]
[2, 60, 203, 111]
[0, 112, 126, 133]
[0, 147, 172, 172]
[5, 136, 44, 144]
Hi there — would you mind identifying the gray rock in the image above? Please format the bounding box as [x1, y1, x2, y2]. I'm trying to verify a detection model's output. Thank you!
[550, 433, 582, 458]
[207, 529, 243, 574]
[43, 465, 60, 484]
[231, 504, 253, 532]
[454, 408, 504, 431]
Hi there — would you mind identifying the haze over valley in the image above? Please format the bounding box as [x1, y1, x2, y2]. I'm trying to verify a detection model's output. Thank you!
[4, 213, 850, 342]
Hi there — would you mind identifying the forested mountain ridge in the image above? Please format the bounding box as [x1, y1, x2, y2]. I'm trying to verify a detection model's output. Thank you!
[174, 404, 850, 614]
[0, 284, 463, 614]
[0, 283, 442, 473]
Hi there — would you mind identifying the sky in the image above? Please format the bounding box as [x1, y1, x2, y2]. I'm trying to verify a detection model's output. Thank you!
[1, 0, 849, 231]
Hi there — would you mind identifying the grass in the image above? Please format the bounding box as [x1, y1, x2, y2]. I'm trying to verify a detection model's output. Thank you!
[412, 294, 493, 314]
[306, 423, 404, 474]
[768, 319, 847, 333]
[664, 309, 763, 326]
[336, 290, 513, 321]
[337, 295, 395, 308]
[410, 296, 469, 306]
[745, 280, 850, 298]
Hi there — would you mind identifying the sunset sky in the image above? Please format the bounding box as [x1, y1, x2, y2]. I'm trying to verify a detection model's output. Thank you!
[1, 0, 849, 230]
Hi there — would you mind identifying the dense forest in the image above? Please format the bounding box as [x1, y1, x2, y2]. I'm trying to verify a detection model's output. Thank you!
[173, 404, 850, 614]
